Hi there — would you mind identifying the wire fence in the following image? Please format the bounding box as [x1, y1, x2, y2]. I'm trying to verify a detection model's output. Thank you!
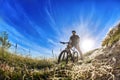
[8, 43, 31, 57]
[8, 43, 60, 59]
[0, 34, 61, 59]
[0, 42, 64, 60]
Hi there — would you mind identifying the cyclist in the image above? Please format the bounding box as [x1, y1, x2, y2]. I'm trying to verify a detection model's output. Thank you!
[69, 30, 83, 60]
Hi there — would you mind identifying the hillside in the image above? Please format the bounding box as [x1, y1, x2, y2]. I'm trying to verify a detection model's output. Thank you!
[102, 23, 120, 47]
[46, 23, 120, 80]
[0, 23, 120, 80]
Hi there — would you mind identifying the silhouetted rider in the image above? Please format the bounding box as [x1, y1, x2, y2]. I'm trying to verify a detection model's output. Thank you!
[69, 30, 83, 60]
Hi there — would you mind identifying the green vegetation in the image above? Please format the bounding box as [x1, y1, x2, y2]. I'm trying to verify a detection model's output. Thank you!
[0, 48, 54, 80]
[102, 26, 120, 47]
[0, 31, 11, 57]
[84, 49, 98, 57]
[0, 31, 11, 49]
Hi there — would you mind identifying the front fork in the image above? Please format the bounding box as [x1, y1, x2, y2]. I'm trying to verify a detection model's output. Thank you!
[66, 49, 74, 63]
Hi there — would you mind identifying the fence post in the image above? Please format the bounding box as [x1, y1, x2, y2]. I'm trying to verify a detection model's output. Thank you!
[15, 43, 17, 54]
[52, 49, 54, 59]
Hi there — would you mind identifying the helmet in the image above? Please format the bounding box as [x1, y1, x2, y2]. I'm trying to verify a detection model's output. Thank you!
[72, 30, 76, 33]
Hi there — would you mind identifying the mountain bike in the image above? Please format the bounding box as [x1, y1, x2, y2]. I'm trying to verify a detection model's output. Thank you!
[58, 42, 79, 64]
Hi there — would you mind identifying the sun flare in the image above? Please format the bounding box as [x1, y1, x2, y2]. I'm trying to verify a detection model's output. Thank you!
[81, 38, 95, 53]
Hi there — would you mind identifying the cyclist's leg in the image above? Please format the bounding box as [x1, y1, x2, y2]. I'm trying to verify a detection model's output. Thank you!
[75, 45, 83, 60]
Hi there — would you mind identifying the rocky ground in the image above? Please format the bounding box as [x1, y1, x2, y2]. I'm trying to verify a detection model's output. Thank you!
[46, 22, 120, 80]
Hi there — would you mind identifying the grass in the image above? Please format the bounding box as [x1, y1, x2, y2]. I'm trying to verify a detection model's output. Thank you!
[84, 49, 99, 57]
[102, 26, 120, 47]
[0, 48, 54, 80]
[0, 47, 120, 80]
[0, 48, 54, 69]
[0, 47, 118, 80]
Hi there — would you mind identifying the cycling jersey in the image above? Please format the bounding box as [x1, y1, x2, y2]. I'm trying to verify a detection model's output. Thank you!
[70, 35, 80, 46]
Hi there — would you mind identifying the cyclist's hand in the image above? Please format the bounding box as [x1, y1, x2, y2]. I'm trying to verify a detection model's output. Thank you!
[60, 41, 65, 44]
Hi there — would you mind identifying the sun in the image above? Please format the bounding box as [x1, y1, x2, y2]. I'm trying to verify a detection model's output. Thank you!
[81, 38, 95, 53]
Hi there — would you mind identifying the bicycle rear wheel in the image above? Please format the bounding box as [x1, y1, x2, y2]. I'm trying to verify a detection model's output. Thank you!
[73, 51, 79, 62]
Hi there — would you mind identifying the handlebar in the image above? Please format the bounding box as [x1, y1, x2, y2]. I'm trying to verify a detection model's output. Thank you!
[60, 41, 69, 44]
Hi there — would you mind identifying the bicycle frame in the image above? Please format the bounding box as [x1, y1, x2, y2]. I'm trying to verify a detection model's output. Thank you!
[58, 41, 79, 64]
[60, 41, 78, 53]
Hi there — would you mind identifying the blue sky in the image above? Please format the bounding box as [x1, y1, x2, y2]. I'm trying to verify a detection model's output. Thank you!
[0, 0, 120, 58]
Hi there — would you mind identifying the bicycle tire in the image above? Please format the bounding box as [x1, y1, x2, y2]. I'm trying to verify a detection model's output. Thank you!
[73, 51, 79, 62]
[58, 50, 68, 64]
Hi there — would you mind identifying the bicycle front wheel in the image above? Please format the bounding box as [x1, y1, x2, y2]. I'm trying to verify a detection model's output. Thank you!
[58, 50, 68, 64]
